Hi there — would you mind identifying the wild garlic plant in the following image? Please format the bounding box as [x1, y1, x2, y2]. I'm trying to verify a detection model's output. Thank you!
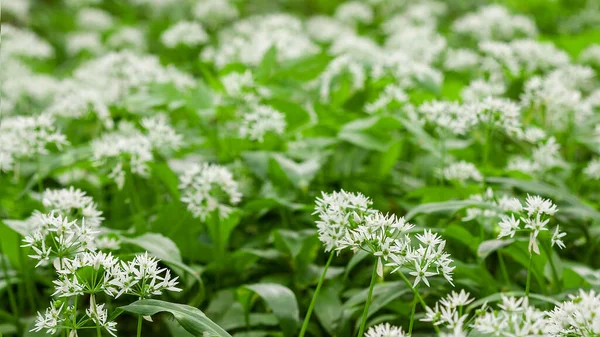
[302, 190, 455, 337]
[28, 235, 181, 337]
[497, 195, 565, 295]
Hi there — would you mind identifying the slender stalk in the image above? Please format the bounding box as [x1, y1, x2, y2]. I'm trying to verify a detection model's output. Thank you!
[439, 137, 446, 186]
[356, 263, 378, 337]
[299, 252, 335, 337]
[408, 293, 418, 334]
[498, 252, 510, 287]
[136, 315, 143, 337]
[398, 271, 440, 334]
[525, 253, 533, 297]
[542, 243, 560, 292]
[0, 245, 21, 334]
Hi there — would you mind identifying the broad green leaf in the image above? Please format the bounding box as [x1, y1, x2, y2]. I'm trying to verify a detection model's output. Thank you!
[270, 154, 321, 190]
[445, 224, 479, 252]
[241, 283, 300, 337]
[405, 200, 500, 220]
[314, 285, 343, 335]
[478, 239, 515, 260]
[120, 299, 232, 337]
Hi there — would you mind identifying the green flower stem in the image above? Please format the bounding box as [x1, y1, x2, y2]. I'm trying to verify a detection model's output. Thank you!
[525, 253, 534, 297]
[498, 252, 511, 287]
[0, 243, 21, 335]
[299, 251, 335, 337]
[356, 263, 378, 337]
[542, 243, 560, 292]
[136, 315, 143, 337]
[398, 271, 440, 334]
[408, 292, 418, 334]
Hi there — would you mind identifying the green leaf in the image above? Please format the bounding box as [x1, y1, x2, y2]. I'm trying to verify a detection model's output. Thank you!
[120, 299, 232, 337]
[241, 283, 300, 337]
[445, 224, 479, 252]
[405, 200, 500, 220]
[478, 239, 515, 260]
[270, 154, 321, 190]
[314, 285, 343, 335]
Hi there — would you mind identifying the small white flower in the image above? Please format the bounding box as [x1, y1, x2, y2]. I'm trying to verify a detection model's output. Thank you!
[551, 226, 566, 249]
[410, 262, 437, 287]
[498, 214, 521, 238]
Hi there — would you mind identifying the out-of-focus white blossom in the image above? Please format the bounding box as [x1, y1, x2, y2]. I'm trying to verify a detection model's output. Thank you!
[452, 5, 537, 41]
[161, 21, 209, 48]
[77, 8, 114, 31]
[318, 55, 366, 102]
[1, 24, 53, 60]
[442, 161, 483, 183]
[193, 0, 238, 27]
[106, 27, 146, 52]
[584, 158, 600, 180]
[579, 44, 600, 68]
[66, 32, 104, 56]
[179, 163, 242, 220]
[0, 114, 68, 172]
[205, 14, 318, 69]
[334, 1, 374, 26]
[365, 85, 408, 114]
[306, 16, 354, 43]
[239, 105, 286, 142]
[444, 49, 480, 72]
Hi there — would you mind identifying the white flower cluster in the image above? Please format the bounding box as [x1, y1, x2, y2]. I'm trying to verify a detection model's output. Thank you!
[40, 186, 104, 228]
[92, 117, 181, 189]
[422, 290, 475, 336]
[106, 26, 146, 51]
[479, 39, 570, 76]
[66, 32, 104, 56]
[22, 212, 99, 268]
[32, 250, 180, 336]
[306, 16, 354, 43]
[203, 14, 318, 69]
[179, 163, 242, 220]
[579, 44, 600, 68]
[193, 0, 238, 28]
[584, 158, 600, 180]
[507, 137, 564, 176]
[419, 100, 474, 136]
[442, 161, 483, 183]
[364, 322, 407, 337]
[461, 78, 506, 102]
[314, 191, 455, 285]
[462, 188, 522, 222]
[444, 48, 480, 72]
[1, 24, 54, 60]
[44, 81, 112, 127]
[547, 289, 600, 336]
[385, 26, 447, 65]
[239, 104, 287, 142]
[497, 195, 565, 253]
[472, 295, 552, 336]
[318, 54, 366, 102]
[452, 5, 537, 42]
[334, 1, 374, 26]
[0, 114, 68, 172]
[365, 84, 408, 114]
[73, 51, 194, 106]
[161, 21, 209, 48]
[76, 8, 114, 31]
